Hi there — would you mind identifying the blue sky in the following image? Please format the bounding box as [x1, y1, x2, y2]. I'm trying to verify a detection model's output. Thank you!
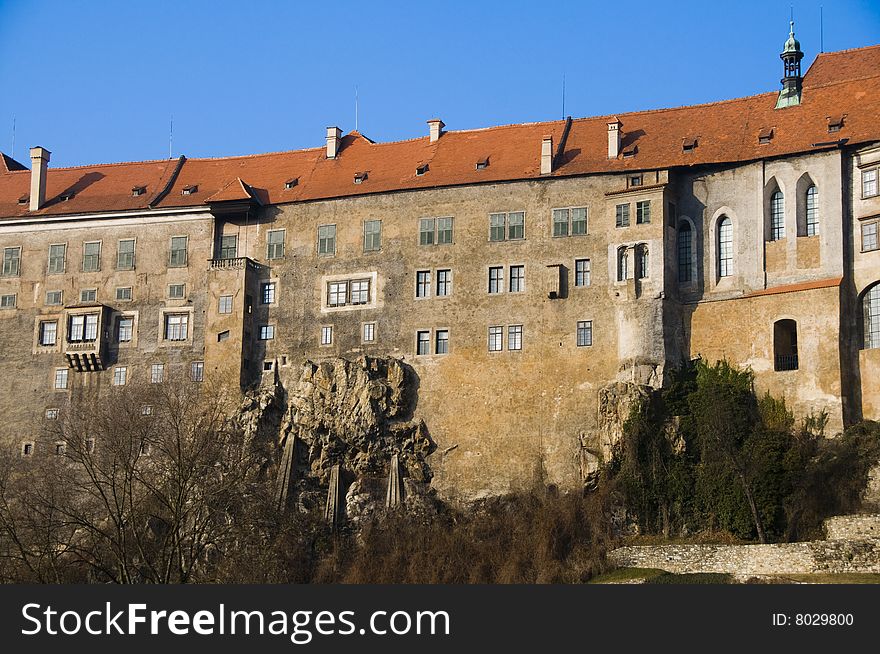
[0, 0, 878, 167]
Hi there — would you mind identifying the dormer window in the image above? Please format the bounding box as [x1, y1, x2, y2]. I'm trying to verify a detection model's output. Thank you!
[182, 185, 198, 195]
[476, 157, 489, 170]
[416, 164, 429, 176]
[17, 195, 28, 205]
[284, 178, 298, 190]
[131, 186, 146, 196]
[354, 172, 368, 184]
[682, 138, 698, 152]
[59, 192, 74, 202]
[758, 127, 774, 144]
[629, 175, 643, 187]
[622, 144, 637, 158]
[827, 115, 845, 133]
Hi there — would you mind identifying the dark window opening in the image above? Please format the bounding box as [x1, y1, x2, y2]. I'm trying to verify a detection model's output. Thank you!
[773, 319, 799, 371]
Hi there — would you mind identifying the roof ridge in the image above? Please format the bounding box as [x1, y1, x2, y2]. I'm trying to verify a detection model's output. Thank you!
[573, 90, 778, 124]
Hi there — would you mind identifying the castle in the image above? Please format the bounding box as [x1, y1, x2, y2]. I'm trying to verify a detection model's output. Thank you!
[1, 27, 878, 500]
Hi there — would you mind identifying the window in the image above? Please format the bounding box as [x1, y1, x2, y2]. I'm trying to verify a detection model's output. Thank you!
[259, 325, 275, 340]
[2, 246, 21, 276]
[220, 234, 238, 259]
[54, 368, 68, 390]
[678, 223, 693, 283]
[488, 266, 504, 294]
[327, 281, 348, 307]
[219, 295, 233, 314]
[420, 217, 453, 245]
[416, 271, 431, 298]
[54, 443, 66, 456]
[218, 330, 230, 342]
[437, 217, 453, 244]
[263, 361, 273, 372]
[39, 320, 57, 346]
[113, 366, 127, 386]
[21, 442, 34, 457]
[863, 168, 878, 198]
[489, 211, 525, 241]
[436, 269, 451, 297]
[164, 313, 189, 341]
[182, 185, 198, 195]
[508, 325, 522, 351]
[419, 218, 435, 246]
[85, 438, 95, 454]
[770, 190, 785, 240]
[1, 294, 15, 309]
[318, 224, 336, 255]
[46, 290, 62, 305]
[141, 405, 153, 416]
[117, 316, 133, 342]
[82, 241, 101, 272]
[167, 284, 185, 299]
[321, 325, 333, 345]
[864, 283, 880, 349]
[435, 329, 449, 355]
[863, 221, 879, 252]
[637, 246, 649, 279]
[362, 322, 375, 343]
[509, 265, 525, 292]
[488, 326, 503, 352]
[48, 244, 66, 273]
[629, 175, 643, 187]
[636, 200, 651, 224]
[773, 319, 799, 371]
[80, 289, 97, 302]
[805, 185, 819, 236]
[350, 279, 370, 305]
[267, 229, 285, 259]
[68, 314, 98, 342]
[117, 239, 135, 269]
[416, 330, 430, 355]
[577, 320, 593, 347]
[616, 247, 628, 282]
[151, 363, 164, 383]
[169, 236, 188, 267]
[363, 220, 381, 252]
[191, 362, 204, 382]
[45, 408, 59, 420]
[575, 259, 591, 287]
[116, 287, 132, 301]
[718, 216, 733, 277]
[615, 204, 630, 228]
[261, 282, 276, 305]
[553, 207, 587, 236]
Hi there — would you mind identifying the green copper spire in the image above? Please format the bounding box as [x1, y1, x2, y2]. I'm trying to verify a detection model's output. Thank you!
[776, 20, 804, 109]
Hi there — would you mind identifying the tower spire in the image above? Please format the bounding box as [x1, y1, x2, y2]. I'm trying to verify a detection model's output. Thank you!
[775, 20, 804, 109]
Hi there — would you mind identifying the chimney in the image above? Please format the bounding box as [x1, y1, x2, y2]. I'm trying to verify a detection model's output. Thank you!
[326, 126, 342, 159]
[427, 118, 445, 143]
[540, 136, 553, 175]
[29, 146, 51, 211]
[607, 119, 621, 159]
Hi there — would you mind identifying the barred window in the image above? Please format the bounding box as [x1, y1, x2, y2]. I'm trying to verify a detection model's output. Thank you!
[770, 190, 785, 240]
[509, 265, 525, 292]
[267, 229, 285, 259]
[117, 239, 135, 269]
[318, 225, 336, 255]
[363, 220, 381, 252]
[577, 320, 593, 347]
[416, 271, 431, 298]
[805, 185, 819, 236]
[508, 325, 522, 351]
[488, 326, 503, 352]
[436, 269, 451, 296]
[488, 267, 504, 294]
[575, 259, 591, 287]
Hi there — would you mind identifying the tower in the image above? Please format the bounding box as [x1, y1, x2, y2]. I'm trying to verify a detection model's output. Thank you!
[776, 21, 804, 109]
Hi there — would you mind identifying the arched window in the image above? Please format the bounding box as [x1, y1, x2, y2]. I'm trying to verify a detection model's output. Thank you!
[865, 283, 880, 349]
[718, 216, 733, 278]
[637, 245, 649, 279]
[677, 222, 693, 283]
[617, 247, 628, 282]
[773, 319, 799, 371]
[805, 185, 818, 236]
[770, 190, 785, 240]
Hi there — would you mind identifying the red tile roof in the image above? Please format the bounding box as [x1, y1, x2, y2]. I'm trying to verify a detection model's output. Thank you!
[2, 44, 879, 220]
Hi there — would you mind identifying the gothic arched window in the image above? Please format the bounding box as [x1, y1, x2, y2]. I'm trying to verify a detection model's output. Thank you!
[677, 222, 693, 283]
[617, 247, 628, 282]
[770, 190, 785, 240]
[718, 216, 733, 278]
[805, 185, 819, 236]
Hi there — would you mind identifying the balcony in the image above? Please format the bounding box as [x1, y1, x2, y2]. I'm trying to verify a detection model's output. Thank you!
[209, 257, 266, 272]
[774, 354, 799, 372]
[65, 340, 104, 371]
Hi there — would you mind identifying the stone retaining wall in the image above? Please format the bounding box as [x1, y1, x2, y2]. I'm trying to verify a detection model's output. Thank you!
[824, 514, 880, 540]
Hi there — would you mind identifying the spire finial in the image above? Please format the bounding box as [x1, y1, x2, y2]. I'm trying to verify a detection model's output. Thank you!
[790, 19, 795, 37]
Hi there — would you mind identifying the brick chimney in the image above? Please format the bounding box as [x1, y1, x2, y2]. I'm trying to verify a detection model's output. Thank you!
[326, 127, 342, 159]
[540, 136, 553, 175]
[607, 119, 621, 159]
[29, 146, 51, 211]
[427, 118, 445, 143]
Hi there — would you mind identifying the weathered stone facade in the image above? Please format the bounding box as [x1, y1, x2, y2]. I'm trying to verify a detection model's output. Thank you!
[0, 41, 879, 502]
